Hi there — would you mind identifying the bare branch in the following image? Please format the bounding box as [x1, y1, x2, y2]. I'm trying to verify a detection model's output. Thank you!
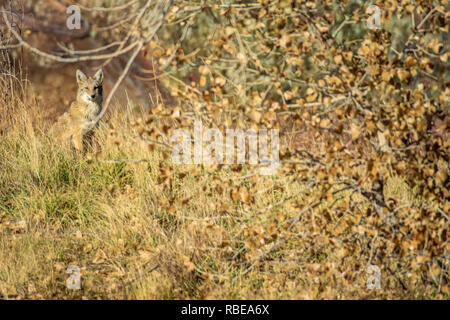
[76, 0, 140, 12]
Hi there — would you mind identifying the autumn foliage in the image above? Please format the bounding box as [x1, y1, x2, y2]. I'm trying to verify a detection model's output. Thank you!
[0, 0, 448, 299]
[140, 0, 450, 298]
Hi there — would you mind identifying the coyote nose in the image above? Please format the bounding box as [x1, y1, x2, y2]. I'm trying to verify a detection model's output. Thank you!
[91, 94, 96, 99]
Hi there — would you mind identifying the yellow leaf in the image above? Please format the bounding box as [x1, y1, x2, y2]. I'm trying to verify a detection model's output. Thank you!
[350, 123, 360, 141]
[93, 249, 107, 264]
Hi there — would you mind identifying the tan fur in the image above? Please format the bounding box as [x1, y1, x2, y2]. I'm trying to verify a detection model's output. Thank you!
[49, 69, 104, 153]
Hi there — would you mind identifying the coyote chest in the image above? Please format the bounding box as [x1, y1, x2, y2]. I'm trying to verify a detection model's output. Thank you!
[50, 69, 104, 152]
[75, 100, 102, 132]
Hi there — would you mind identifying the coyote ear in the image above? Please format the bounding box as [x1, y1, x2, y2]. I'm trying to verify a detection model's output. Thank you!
[94, 69, 104, 84]
[76, 70, 87, 84]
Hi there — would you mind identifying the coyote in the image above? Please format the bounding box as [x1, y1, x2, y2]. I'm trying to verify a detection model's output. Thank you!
[50, 69, 104, 153]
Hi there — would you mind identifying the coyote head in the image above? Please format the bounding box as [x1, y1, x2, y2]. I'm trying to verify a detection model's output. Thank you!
[76, 69, 104, 105]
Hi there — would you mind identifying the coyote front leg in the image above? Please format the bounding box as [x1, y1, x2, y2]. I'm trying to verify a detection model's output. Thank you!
[71, 127, 84, 153]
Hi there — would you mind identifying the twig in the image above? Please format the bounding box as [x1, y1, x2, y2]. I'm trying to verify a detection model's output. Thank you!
[1, 10, 140, 63]
[416, 8, 438, 30]
[96, 41, 143, 122]
[436, 206, 450, 221]
[101, 0, 154, 68]
[77, 0, 140, 12]
[56, 41, 122, 55]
